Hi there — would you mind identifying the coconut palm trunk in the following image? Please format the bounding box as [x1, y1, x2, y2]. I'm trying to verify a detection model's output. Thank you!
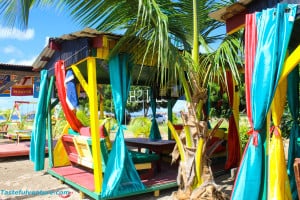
[169, 86, 229, 199]
[169, 1, 230, 196]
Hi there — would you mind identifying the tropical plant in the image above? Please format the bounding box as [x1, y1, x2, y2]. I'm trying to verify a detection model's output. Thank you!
[128, 116, 152, 138]
[0, 109, 11, 133]
[0, 0, 243, 198]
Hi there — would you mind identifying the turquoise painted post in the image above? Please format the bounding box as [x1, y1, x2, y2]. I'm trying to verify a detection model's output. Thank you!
[46, 76, 55, 168]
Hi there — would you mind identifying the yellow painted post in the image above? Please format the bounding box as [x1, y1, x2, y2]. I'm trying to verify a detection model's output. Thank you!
[71, 65, 89, 96]
[87, 57, 102, 193]
[233, 79, 242, 157]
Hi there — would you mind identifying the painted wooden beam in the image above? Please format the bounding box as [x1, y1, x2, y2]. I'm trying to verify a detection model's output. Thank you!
[0, 69, 39, 76]
[87, 57, 102, 193]
[226, 10, 247, 35]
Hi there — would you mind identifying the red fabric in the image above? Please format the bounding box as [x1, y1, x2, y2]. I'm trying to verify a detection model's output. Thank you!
[244, 14, 257, 127]
[225, 14, 258, 170]
[270, 126, 280, 137]
[247, 129, 259, 146]
[55, 60, 83, 132]
[243, 14, 260, 150]
[79, 125, 107, 138]
[225, 71, 241, 169]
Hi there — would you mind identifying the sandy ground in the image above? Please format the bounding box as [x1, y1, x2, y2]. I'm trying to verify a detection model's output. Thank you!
[0, 139, 233, 200]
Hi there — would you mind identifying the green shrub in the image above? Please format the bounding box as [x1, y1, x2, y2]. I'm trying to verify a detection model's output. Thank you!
[280, 109, 293, 139]
[52, 117, 67, 138]
[128, 117, 151, 138]
[239, 124, 249, 151]
[239, 114, 250, 151]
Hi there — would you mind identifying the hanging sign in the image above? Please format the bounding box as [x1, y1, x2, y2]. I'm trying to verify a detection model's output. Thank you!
[11, 77, 33, 96]
[127, 89, 167, 103]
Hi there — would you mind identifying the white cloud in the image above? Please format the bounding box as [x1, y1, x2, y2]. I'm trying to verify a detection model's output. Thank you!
[0, 25, 35, 40]
[6, 56, 37, 66]
[3, 45, 16, 53]
[3, 45, 23, 56]
[44, 36, 50, 47]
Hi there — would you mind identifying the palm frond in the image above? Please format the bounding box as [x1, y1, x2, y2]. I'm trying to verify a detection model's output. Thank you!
[0, 0, 56, 29]
[0, 0, 243, 100]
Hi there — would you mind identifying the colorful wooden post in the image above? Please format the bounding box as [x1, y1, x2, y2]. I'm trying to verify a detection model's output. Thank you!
[87, 57, 102, 193]
[46, 76, 55, 168]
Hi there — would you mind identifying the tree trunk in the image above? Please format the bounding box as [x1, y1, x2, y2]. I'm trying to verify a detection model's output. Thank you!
[171, 90, 229, 200]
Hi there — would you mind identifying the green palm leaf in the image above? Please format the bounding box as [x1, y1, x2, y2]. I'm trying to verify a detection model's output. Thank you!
[0, 0, 243, 103]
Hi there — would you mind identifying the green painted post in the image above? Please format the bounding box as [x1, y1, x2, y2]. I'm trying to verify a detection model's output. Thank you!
[167, 99, 176, 140]
[46, 76, 54, 168]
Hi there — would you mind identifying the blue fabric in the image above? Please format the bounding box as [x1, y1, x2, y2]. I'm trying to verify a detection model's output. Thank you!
[30, 70, 48, 171]
[101, 54, 145, 198]
[65, 69, 79, 110]
[252, 4, 295, 130]
[231, 134, 262, 199]
[287, 67, 300, 200]
[149, 88, 161, 141]
[232, 4, 297, 200]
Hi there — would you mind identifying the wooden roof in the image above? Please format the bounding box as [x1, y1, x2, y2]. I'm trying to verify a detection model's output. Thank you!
[32, 28, 161, 87]
[32, 28, 121, 71]
[0, 63, 39, 76]
[0, 63, 39, 94]
[209, 0, 300, 38]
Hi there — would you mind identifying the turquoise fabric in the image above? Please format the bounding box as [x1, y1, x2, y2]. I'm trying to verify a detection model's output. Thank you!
[287, 67, 300, 200]
[101, 54, 145, 198]
[252, 4, 296, 130]
[231, 133, 262, 199]
[30, 70, 48, 171]
[232, 4, 297, 200]
[149, 88, 161, 141]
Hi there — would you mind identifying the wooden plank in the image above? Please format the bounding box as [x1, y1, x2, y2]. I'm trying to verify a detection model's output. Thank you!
[87, 57, 102, 193]
[0, 69, 39, 76]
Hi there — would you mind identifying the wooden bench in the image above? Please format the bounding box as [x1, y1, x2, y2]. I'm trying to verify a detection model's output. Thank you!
[61, 134, 81, 166]
[61, 134, 159, 179]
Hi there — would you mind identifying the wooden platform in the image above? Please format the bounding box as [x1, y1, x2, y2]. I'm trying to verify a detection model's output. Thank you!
[5, 129, 32, 144]
[48, 160, 178, 199]
[0, 141, 49, 158]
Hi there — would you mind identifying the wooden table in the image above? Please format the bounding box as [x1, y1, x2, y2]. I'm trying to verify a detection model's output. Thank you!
[125, 138, 176, 172]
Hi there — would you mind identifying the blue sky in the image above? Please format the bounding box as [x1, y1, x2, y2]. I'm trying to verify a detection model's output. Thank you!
[0, 7, 83, 65]
[0, 6, 83, 110]
[0, 5, 224, 111]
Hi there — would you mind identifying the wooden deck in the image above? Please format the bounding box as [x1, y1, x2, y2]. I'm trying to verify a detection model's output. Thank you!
[0, 140, 50, 158]
[48, 159, 178, 199]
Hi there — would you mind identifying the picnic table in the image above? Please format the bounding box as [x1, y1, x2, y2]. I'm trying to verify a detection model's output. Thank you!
[125, 138, 176, 172]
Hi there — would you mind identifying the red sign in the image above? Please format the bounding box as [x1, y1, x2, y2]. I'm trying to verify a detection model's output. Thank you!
[11, 77, 33, 96]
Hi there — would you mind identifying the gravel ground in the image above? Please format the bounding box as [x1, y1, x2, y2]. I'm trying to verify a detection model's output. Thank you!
[0, 138, 233, 200]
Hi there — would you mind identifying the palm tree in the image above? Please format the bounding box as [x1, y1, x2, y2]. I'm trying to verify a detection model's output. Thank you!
[0, 0, 243, 198]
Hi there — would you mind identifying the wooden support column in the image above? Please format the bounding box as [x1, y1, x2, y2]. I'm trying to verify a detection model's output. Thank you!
[46, 76, 55, 168]
[87, 57, 102, 193]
